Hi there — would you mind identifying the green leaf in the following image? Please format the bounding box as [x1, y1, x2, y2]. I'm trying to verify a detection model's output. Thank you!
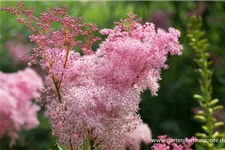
[199, 39, 208, 45]
[209, 108, 213, 115]
[214, 122, 224, 128]
[212, 117, 217, 122]
[191, 38, 196, 42]
[196, 110, 205, 115]
[193, 94, 203, 101]
[207, 143, 214, 149]
[217, 139, 225, 149]
[194, 115, 206, 122]
[212, 132, 220, 139]
[83, 140, 90, 150]
[198, 69, 204, 77]
[57, 144, 70, 150]
[213, 105, 224, 112]
[209, 98, 219, 106]
[195, 133, 208, 138]
[217, 134, 225, 138]
[202, 125, 209, 133]
[202, 44, 209, 51]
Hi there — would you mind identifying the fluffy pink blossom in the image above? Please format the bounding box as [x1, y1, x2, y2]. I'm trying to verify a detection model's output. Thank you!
[97, 13, 182, 95]
[0, 68, 43, 147]
[40, 13, 183, 149]
[41, 48, 80, 83]
[124, 123, 152, 150]
[41, 13, 182, 149]
[2, 4, 183, 149]
[43, 81, 142, 150]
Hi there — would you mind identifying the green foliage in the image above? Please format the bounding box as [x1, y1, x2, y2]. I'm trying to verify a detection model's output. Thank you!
[187, 16, 225, 150]
[57, 144, 69, 150]
[56, 140, 102, 150]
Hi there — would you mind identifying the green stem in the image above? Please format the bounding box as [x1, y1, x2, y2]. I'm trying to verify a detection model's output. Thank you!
[200, 53, 214, 150]
[187, 16, 218, 150]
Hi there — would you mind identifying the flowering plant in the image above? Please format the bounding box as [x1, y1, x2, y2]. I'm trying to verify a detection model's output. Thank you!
[0, 68, 43, 147]
[187, 16, 225, 150]
[1, 2, 183, 150]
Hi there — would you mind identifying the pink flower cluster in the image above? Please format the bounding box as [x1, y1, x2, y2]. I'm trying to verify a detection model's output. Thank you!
[2, 3, 183, 149]
[124, 123, 152, 150]
[96, 13, 182, 95]
[151, 135, 197, 150]
[2, 3, 100, 103]
[0, 68, 43, 147]
[42, 13, 182, 149]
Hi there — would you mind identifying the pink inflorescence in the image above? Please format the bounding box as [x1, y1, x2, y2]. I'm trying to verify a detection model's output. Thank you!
[0, 68, 43, 147]
[42, 13, 182, 149]
[151, 135, 197, 150]
[124, 123, 152, 150]
[2, 3, 183, 149]
[96, 13, 182, 95]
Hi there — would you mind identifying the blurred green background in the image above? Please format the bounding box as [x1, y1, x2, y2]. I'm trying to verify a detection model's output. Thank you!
[0, 1, 225, 150]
